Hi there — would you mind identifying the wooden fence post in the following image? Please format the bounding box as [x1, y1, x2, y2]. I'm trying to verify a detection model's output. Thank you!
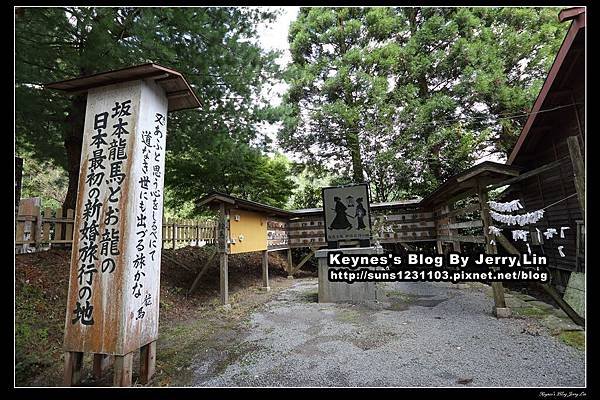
[172, 220, 177, 250]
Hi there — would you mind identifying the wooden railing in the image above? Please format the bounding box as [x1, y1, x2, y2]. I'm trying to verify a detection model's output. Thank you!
[15, 198, 217, 253]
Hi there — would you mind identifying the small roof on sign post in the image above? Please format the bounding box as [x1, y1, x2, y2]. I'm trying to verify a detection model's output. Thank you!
[45, 63, 201, 112]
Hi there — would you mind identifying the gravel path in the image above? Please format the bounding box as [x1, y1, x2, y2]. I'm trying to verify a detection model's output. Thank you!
[192, 279, 585, 387]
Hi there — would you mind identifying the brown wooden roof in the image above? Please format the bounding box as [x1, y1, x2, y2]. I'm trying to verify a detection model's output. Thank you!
[507, 8, 585, 165]
[198, 191, 294, 218]
[419, 161, 521, 207]
[45, 63, 201, 112]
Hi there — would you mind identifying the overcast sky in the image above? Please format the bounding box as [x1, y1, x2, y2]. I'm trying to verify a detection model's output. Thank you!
[253, 7, 300, 157]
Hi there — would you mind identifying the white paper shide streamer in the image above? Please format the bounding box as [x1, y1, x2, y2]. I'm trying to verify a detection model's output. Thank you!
[488, 226, 502, 236]
[488, 200, 523, 213]
[490, 209, 544, 227]
[512, 230, 529, 242]
[543, 228, 557, 239]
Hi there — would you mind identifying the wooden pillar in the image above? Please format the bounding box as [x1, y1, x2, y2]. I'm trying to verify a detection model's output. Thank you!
[220, 253, 229, 305]
[477, 183, 507, 311]
[262, 250, 270, 291]
[566, 136, 585, 216]
[219, 202, 230, 306]
[113, 352, 134, 387]
[287, 248, 294, 278]
[63, 351, 83, 386]
[139, 340, 157, 384]
[93, 353, 112, 379]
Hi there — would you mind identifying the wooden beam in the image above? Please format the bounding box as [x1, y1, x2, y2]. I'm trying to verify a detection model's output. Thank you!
[488, 157, 569, 191]
[566, 136, 585, 216]
[447, 220, 483, 229]
[162, 253, 195, 273]
[292, 248, 316, 275]
[188, 250, 217, 295]
[139, 341, 157, 385]
[63, 351, 83, 386]
[93, 353, 112, 379]
[398, 241, 416, 251]
[113, 352, 134, 387]
[495, 232, 585, 327]
[437, 235, 485, 244]
[457, 165, 519, 183]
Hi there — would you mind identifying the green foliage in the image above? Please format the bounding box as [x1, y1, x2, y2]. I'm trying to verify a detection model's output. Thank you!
[280, 7, 566, 199]
[15, 7, 294, 214]
[291, 183, 322, 209]
[20, 156, 68, 209]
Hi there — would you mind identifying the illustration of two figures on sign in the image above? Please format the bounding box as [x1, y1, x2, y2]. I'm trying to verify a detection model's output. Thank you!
[329, 195, 367, 231]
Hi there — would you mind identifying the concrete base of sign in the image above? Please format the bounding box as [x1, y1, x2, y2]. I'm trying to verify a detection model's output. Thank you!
[316, 246, 384, 304]
[287, 275, 294, 280]
[494, 307, 512, 318]
[261, 286, 271, 291]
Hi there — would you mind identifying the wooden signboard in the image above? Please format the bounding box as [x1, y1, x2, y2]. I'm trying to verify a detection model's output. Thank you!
[322, 183, 372, 244]
[48, 64, 200, 386]
[229, 209, 268, 254]
[63, 79, 167, 357]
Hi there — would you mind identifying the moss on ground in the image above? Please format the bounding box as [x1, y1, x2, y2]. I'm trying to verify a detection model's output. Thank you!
[512, 306, 546, 318]
[559, 331, 585, 351]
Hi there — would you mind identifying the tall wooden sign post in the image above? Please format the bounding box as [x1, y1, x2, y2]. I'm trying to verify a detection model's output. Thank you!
[46, 64, 200, 386]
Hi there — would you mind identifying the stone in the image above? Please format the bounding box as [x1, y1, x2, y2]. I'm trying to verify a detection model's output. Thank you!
[528, 300, 555, 311]
[563, 272, 585, 319]
[515, 294, 537, 302]
[494, 307, 512, 318]
[540, 314, 583, 332]
[316, 246, 383, 304]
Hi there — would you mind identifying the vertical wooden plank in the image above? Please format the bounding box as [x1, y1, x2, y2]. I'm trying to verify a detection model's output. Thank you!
[16, 218, 25, 245]
[93, 353, 112, 379]
[139, 340, 157, 384]
[65, 209, 75, 242]
[63, 351, 83, 386]
[262, 250, 270, 291]
[567, 136, 585, 216]
[43, 207, 52, 242]
[448, 202, 461, 252]
[477, 183, 507, 310]
[55, 207, 63, 243]
[113, 352, 134, 387]
[172, 220, 177, 250]
[33, 203, 42, 249]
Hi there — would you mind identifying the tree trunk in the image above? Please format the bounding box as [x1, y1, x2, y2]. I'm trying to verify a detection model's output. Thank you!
[62, 95, 87, 211]
[346, 129, 364, 183]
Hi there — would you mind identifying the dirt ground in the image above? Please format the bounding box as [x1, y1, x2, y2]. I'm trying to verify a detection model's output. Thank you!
[195, 279, 585, 387]
[14, 247, 584, 387]
[14, 246, 313, 387]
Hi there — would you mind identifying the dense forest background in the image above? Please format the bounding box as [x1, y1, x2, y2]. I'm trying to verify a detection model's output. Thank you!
[15, 7, 567, 216]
